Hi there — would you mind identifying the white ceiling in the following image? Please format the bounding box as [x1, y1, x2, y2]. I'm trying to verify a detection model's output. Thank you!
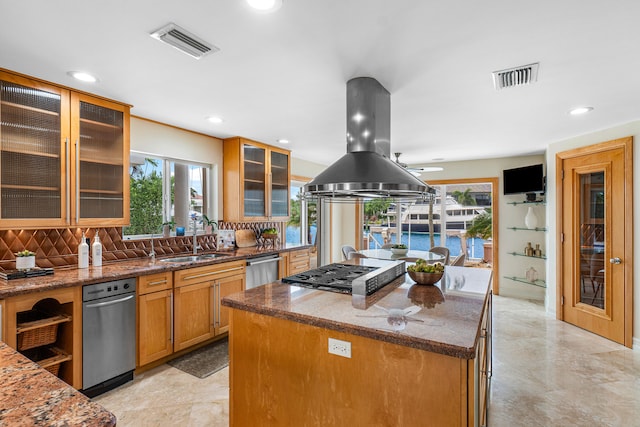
[2, 0, 639, 168]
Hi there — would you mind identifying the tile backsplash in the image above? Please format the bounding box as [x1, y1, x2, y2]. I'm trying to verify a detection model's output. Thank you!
[0, 221, 284, 271]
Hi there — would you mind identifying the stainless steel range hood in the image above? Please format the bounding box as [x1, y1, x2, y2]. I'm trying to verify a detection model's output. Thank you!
[304, 77, 433, 199]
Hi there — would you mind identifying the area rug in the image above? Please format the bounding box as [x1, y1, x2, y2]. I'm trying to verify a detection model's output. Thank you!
[167, 337, 229, 379]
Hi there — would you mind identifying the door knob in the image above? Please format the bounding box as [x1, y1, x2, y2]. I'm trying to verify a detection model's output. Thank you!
[609, 257, 622, 264]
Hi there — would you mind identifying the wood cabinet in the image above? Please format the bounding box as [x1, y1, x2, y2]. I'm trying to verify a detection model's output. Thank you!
[0, 69, 130, 229]
[279, 248, 311, 278]
[227, 287, 492, 426]
[3, 287, 82, 389]
[223, 137, 290, 222]
[173, 260, 245, 352]
[137, 272, 173, 366]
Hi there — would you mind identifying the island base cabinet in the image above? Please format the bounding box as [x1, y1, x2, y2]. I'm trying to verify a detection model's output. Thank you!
[228, 309, 476, 427]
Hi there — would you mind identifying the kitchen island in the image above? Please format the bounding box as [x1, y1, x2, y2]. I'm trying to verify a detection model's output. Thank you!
[222, 263, 492, 427]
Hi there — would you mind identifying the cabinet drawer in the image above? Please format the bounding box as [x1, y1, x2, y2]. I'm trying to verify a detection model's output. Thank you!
[288, 248, 310, 274]
[289, 262, 310, 275]
[138, 272, 173, 294]
[175, 260, 246, 287]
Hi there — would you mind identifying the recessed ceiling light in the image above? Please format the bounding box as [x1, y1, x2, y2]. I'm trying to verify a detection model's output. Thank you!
[207, 116, 223, 124]
[67, 71, 98, 83]
[246, 0, 283, 12]
[569, 106, 594, 116]
[276, 139, 289, 144]
[431, 158, 444, 161]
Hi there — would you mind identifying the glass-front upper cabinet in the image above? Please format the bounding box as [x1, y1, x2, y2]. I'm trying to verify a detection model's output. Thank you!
[71, 93, 129, 226]
[0, 72, 70, 228]
[223, 137, 290, 222]
[0, 69, 130, 229]
[270, 150, 289, 218]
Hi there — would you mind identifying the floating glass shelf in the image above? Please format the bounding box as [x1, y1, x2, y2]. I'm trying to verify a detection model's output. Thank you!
[507, 226, 547, 232]
[507, 252, 546, 260]
[503, 276, 546, 288]
[508, 201, 545, 206]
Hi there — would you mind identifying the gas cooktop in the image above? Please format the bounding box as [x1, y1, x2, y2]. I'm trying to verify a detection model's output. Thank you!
[282, 259, 406, 296]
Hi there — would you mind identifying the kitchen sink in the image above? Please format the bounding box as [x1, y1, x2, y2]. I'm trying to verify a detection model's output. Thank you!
[158, 253, 229, 263]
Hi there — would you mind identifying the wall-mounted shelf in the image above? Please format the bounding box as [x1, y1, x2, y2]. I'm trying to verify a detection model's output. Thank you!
[503, 276, 546, 288]
[507, 252, 546, 260]
[508, 201, 545, 206]
[507, 226, 547, 232]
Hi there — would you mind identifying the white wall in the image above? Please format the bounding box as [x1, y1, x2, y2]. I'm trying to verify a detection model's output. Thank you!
[545, 120, 640, 347]
[130, 117, 224, 221]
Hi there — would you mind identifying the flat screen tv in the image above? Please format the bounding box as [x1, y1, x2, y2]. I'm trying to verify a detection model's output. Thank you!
[503, 164, 545, 196]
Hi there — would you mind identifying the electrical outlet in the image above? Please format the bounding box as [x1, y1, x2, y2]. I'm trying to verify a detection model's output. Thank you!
[328, 337, 351, 358]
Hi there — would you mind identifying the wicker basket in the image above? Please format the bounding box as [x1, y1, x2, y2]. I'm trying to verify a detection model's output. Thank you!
[22, 346, 72, 377]
[16, 310, 71, 351]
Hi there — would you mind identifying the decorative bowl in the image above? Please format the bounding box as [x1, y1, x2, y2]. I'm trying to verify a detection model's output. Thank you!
[408, 270, 443, 286]
[261, 232, 278, 240]
[390, 248, 408, 255]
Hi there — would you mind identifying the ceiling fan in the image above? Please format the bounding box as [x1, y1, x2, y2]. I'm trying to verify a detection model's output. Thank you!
[394, 152, 444, 174]
[393, 153, 425, 176]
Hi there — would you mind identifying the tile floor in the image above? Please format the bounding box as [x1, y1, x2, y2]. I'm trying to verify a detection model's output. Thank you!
[95, 295, 640, 426]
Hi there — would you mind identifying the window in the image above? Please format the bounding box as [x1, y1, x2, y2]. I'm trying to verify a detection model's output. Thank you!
[287, 180, 317, 245]
[125, 152, 210, 237]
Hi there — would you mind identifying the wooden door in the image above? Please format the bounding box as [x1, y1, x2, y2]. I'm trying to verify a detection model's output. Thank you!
[215, 274, 244, 335]
[173, 281, 215, 351]
[557, 137, 633, 347]
[138, 289, 173, 366]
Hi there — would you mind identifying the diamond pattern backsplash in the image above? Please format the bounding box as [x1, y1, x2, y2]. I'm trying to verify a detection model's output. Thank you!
[0, 221, 285, 271]
[0, 227, 215, 270]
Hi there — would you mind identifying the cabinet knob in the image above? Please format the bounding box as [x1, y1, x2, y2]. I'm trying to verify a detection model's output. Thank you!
[609, 257, 622, 264]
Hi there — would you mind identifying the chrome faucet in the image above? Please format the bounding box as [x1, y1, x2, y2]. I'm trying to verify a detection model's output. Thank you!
[149, 233, 156, 260]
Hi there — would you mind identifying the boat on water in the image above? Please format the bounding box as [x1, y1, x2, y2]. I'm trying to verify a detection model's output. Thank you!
[385, 195, 487, 233]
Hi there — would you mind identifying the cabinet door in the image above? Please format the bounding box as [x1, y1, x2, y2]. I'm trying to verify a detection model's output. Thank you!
[70, 93, 130, 226]
[138, 289, 173, 366]
[0, 72, 70, 228]
[243, 143, 267, 218]
[173, 281, 215, 351]
[269, 150, 290, 218]
[214, 274, 244, 335]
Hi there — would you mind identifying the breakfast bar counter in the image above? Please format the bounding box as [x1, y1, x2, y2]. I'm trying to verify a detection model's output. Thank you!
[222, 263, 492, 426]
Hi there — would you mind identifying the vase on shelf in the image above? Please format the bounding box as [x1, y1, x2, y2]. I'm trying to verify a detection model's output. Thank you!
[524, 206, 538, 229]
[525, 267, 539, 282]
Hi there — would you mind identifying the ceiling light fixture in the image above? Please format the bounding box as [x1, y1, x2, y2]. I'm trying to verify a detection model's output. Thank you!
[67, 71, 98, 83]
[207, 116, 223, 124]
[569, 106, 594, 116]
[276, 139, 289, 144]
[246, 0, 283, 12]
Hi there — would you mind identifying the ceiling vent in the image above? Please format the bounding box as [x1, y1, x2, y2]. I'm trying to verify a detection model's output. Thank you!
[492, 62, 539, 90]
[150, 23, 219, 59]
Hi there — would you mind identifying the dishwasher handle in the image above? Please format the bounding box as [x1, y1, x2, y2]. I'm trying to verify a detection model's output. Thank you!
[84, 294, 134, 309]
[246, 256, 282, 266]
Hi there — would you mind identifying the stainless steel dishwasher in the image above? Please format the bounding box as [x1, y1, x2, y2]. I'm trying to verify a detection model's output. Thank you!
[82, 278, 136, 398]
[245, 254, 282, 289]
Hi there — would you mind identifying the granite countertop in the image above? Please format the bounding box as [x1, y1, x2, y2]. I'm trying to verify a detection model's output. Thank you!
[0, 244, 312, 299]
[0, 342, 116, 426]
[222, 264, 492, 359]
